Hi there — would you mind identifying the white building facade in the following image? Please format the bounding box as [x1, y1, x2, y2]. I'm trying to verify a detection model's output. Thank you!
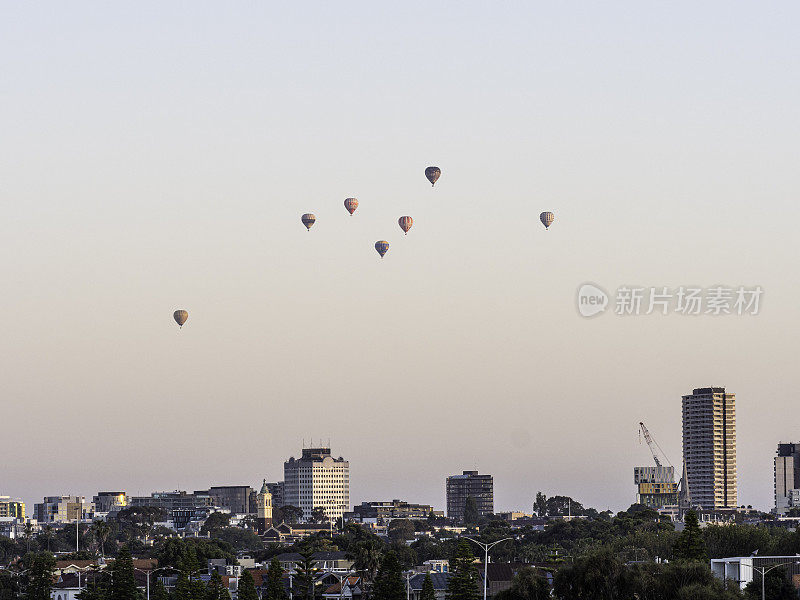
[284, 447, 349, 522]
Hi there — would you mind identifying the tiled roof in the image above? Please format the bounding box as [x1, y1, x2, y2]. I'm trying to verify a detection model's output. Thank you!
[409, 573, 452, 590]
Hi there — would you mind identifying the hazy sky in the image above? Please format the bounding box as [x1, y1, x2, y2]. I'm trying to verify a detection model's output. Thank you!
[2, 2, 799, 514]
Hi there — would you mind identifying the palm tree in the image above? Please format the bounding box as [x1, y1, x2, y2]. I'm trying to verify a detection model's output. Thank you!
[91, 519, 112, 558]
[352, 538, 382, 584]
[42, 525, 54, 552]
[24, 522, 34, 553]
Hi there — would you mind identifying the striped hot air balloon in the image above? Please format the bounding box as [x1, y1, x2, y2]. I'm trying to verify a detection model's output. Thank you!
[375, 241, 389, 258]
[540, 211, 555, 230]
[301, 213, 316, 230]
[344, 198, 358, 215]
[425, 166, 441, 187]
[398, 216, 413, 235]
[173, 310, 188, 328]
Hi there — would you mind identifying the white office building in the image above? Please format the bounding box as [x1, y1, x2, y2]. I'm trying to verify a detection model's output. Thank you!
[284, 447, 349, 522]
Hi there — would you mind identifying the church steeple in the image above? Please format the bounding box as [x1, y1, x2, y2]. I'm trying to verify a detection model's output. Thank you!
[256, 479, 273, 533]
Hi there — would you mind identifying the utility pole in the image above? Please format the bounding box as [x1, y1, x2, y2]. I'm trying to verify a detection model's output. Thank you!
[464, 538, 512, 600]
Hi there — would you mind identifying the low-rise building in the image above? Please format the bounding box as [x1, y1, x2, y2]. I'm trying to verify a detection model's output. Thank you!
[92, 492, 128, 515]
[408, 573, 452, 600]
[711, 555, 800, 590]
[275, 551, 354, 573]
[347, 500, 442, 524]
[34, 497, 93, 523]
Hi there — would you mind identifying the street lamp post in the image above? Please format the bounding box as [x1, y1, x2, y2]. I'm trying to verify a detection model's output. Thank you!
[464, 537, 512, 600]
[134, 566, 178, 600]
[747, 557, 800, 600]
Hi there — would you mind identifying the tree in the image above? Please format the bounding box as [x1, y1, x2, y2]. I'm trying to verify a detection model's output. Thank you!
[552, 549, 629, 600]
[494, 567, 550, 600]
[150, 580, 170, 600]
[447, 541, 479, 600]
[420, 574, 435, 600]
[352, 537, 383, 583]
[744, 566, 796, 600]
[0, 570, 21, 600]
[39, 526, 54, 553]
[673, 511, 707, 562]
[463, 497, 479, 526]
[91, 521, 111, 558]
[309, 508, 329, 525]
[238, 571, 259, 600]
[206, 570, 229, 600]
[388, 520, 415, 543]
[110, 545, 137, 600]
[208, 527, 264, 552]
[292, 549, 320, 600]
[201, 513, 232, 535]
[23, 523, 34, 554]
[76, 579, 108, 600]
[533, 493, 547, 518]
[264, 557, 287, 600]
[24, 553, 55, 600]
[372, 551, 405, 600]
[280, 506, 303, 525]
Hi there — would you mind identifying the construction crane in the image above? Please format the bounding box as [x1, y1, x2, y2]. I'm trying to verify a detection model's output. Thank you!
[638, 421, 672, 467]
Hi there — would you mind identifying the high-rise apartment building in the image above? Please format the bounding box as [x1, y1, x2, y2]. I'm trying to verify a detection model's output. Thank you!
[0, 497, 25, 519]
[682, 387, 737, 510]
[775, 443, 800, 515]
[446, 471, 494, 522]
[284, 447, 349, 522]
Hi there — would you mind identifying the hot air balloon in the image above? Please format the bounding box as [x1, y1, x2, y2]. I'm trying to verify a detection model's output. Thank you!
[174, 310, 188, 328]
[398, 216, 413, 235]
[344, 198, 358, 215]
[425, 166, 441, 187]
[375, 241, 389, 258]
[540, 211, 555, 230]
[301, 213, 316, 230]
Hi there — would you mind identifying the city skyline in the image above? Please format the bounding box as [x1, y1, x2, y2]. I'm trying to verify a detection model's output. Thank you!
[3, 2, 799, 516]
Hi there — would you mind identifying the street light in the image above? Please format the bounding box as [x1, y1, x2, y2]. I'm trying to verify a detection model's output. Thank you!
[747, 554, 800, 600]
[133, 566, 179, 600]
[464, 537, 512, 600]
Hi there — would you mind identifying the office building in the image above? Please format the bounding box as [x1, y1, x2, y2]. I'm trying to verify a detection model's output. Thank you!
[33, 496, 93, 523]
[199, 486, 256, 515]
[93, 492, 128, 514]
[682, 387, 737, 510]
[129, 490, 213, 512]
[265, 481, 284, 509]
[446, 471, 494, 522]
[0, 497, 25, 519]
[284, 447, 349, 522]
[775, 443, 800, 515]
[634, 466, 678, 509]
